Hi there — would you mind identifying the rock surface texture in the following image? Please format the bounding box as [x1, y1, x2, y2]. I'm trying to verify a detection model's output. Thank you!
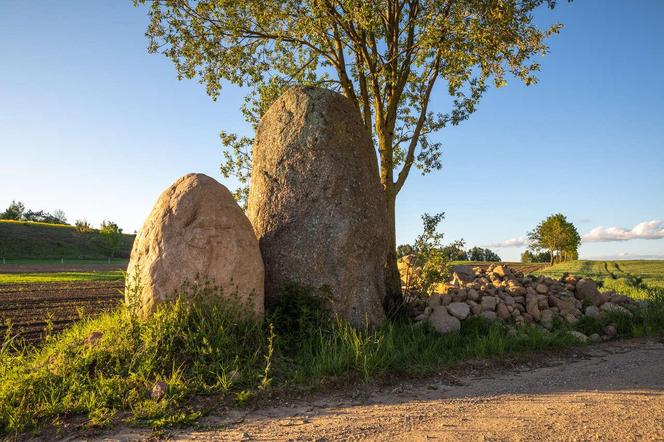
[247, 86, 387, 328]
[403, 263, 638, 336]
[126, 173, 264, 318]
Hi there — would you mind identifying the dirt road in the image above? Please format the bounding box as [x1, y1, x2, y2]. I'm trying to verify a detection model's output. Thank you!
[96, 339, 664, 441]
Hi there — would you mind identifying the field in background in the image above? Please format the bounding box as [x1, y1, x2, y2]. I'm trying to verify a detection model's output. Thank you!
[0, 280, 123, 344]
[0, 220, 134, 259]
[536, 260, 664, 289]
[0, 260, 128, 343]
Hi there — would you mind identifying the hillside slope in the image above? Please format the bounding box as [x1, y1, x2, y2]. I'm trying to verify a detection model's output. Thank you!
[0, 220, 134, 259]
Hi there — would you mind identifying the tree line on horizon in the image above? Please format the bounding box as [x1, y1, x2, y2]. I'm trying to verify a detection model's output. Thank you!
[1, 200, 127, 258]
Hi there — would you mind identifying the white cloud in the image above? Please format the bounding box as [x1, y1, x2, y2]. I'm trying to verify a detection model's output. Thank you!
[485, 236, 528, 248]
[583, 220, 664, 242]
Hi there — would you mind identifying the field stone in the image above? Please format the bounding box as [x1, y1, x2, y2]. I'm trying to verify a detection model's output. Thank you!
[126, 173, 264, 319]
[247, 86, 387, 328]
[428, 306, 461, 334]
[568, 331, 589, 344]
[526, 299, 541, 321]
[496, 303, 510, 320]
[447, 302, 470, 320]
[584, 305, 600, 318]
[480, 310, 497, 321]
[575, 278, 609, 306]
[535, 283, 549, 294]
[481, 296, 498, 311]
[601, 302, 633, 317]
[540, 309, 554, 329]
[492, 265, 510, 277]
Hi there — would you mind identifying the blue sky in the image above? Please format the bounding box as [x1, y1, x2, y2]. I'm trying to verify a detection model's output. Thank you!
[1, 0, 663, 261]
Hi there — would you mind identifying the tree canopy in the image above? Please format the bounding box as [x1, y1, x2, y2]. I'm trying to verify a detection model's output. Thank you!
[137, 0, 565, 307]
[527, 213, 580, 264]
[468, 246, 501, 262]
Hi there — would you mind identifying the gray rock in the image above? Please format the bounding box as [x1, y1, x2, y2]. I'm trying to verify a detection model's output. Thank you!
[535, 283, 549, 294]
[481, 296, 498, 311]
[584, 305, 600, 318]
[447, 302, 471, 320]
[575, 278, 609, 306]
[428, 306, 461, 334]
[496, 303, 511, 320]
[589, 333, 602, 343]
[480, 310, 497, 321]
[568, 331, 589, 343]
[601, 302, 633, 317]
[526, 298, 541, 321]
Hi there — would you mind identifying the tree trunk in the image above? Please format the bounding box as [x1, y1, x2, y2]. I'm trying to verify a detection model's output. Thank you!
[383, 189, 403, 317]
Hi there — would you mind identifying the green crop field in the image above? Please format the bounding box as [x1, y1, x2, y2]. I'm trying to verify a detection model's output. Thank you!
[0, 220, 134, 260]
[535, 260, 664, 300]
[0, 271, 124, 284]
[537, 260, 664, 286]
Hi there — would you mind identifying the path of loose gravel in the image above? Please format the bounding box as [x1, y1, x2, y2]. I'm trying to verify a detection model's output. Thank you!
[94, 338, 664, 442]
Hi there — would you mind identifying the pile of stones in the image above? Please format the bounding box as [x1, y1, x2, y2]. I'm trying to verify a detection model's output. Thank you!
[412, 264, 637, 339]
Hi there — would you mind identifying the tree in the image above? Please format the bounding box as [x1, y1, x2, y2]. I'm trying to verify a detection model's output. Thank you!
[138, 0, 564, 312]
[469, 246, 501, 262]
[440, 239, 467, 261]
[75, 219, 94, 233]
[521, 249, 551, 263]
[100, 220, 123, 258]
[1, 201, 25, 220]
[51, 209, 68, 225]
[396, 243, 414, 258]
[527, 213, 580, 265]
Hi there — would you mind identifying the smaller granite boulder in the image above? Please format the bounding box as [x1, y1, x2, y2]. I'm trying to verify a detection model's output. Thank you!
[126, 174, 264, 318]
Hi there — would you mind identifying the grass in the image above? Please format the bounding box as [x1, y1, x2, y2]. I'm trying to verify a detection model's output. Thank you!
[0, 271, 124, 284]
[0, 220, 134, 260]
[0, 258, 129, 265]
[1, 279, 663, 436]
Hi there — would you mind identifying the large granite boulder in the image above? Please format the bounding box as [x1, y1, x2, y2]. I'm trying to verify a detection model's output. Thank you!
[126, 173, 264, 318]
[247, 86, 386, 328]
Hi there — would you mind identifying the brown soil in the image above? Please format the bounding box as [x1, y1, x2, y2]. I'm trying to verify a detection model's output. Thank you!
[98, 338, 664, 441]
[0, 281, 123, 343]
[459, 262, 550, 274]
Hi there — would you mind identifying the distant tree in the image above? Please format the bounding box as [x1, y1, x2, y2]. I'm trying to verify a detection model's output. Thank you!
[100, 220, 123, 258]
[440, 239, 467, 261]
[75, 219, 94, 233]
[22, 209, 68, 224]
[1, 201, 25, 220]
[396, 244, 415, 258]
[468, 246, 501, 262]
[483, 248, 501, 262]
[528, 213, 580, 265]
[521, 250, 552, 263]
[51, 209, 68, 225]
[21, 210, 46, 222]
